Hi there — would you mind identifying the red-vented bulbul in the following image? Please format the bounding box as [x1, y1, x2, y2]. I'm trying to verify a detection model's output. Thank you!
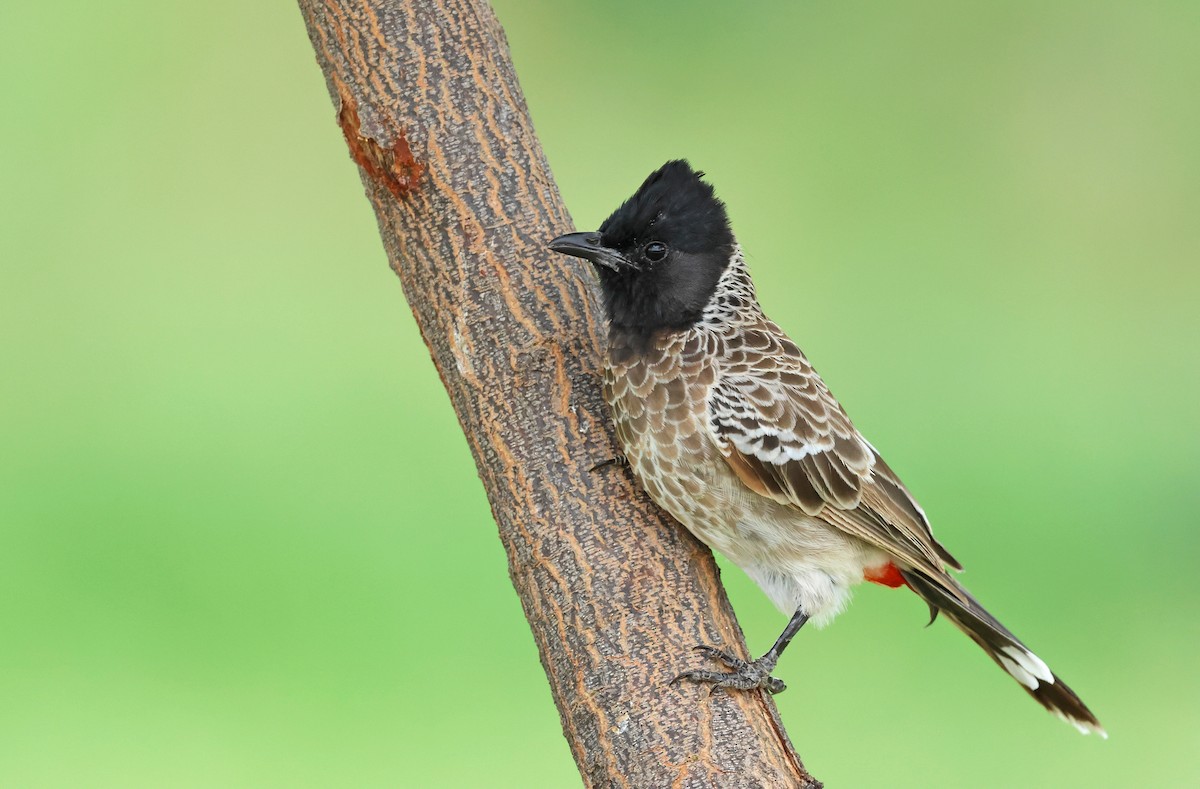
[549, 160, 1103, 736]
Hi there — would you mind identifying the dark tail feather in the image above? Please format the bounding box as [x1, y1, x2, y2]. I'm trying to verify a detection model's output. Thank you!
[900, 569, 1106, 738]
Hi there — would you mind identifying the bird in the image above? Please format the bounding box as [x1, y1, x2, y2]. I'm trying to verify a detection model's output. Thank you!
[548, 159, 1104, 737]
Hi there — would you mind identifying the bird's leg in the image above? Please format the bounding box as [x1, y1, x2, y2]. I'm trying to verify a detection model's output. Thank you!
[673, 608, 810, 695]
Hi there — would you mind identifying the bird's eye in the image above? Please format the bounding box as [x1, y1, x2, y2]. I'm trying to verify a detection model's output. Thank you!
[643, 241, 668, 262]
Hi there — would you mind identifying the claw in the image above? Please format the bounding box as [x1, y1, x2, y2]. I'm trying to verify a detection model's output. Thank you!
[692, 644, 748, 669]
[673, 643, 788, 695]
[589, 452, 629, 472]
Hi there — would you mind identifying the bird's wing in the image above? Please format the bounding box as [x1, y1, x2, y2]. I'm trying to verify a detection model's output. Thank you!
[705, 319, 962, 585]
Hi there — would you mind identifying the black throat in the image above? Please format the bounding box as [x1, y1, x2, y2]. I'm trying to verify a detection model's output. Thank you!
[597, 256, 730, 351]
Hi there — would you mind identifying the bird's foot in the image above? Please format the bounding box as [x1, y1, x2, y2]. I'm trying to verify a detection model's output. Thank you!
[589, 451, 628, 472]
[673, 644, 787, 695]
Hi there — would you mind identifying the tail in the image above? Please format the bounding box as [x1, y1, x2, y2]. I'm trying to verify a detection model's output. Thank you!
[900, 569, 1106, 738]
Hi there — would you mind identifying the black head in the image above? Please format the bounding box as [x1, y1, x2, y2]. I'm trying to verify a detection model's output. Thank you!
[549, 160, 735, 341]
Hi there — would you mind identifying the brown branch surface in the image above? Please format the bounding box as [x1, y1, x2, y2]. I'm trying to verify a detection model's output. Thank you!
[297, 1, 819, 786]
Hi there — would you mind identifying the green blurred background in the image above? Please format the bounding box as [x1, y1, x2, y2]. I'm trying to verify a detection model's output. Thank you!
[2, 1, 1197, 786]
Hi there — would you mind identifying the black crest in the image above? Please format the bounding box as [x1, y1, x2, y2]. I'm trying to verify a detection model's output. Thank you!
[599, 160, 732, 258]
[592, 161, 736, 341]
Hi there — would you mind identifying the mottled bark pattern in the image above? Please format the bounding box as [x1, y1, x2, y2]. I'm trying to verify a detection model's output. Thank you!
[297, 1, 819, 785]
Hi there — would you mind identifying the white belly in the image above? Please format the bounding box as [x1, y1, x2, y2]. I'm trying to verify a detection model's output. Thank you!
[623, 414, 886, 628]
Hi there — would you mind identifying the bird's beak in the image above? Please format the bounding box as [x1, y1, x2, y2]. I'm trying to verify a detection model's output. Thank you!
[548, 231, 632, 272]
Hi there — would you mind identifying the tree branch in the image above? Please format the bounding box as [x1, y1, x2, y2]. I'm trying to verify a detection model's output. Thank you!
[297, 1, 819, 785]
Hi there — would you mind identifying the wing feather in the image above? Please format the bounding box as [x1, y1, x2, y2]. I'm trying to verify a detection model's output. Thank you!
[707, 319, 963, 588]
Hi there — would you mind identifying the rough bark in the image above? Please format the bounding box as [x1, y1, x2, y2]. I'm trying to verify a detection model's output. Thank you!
[297, 1, 819, 786]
